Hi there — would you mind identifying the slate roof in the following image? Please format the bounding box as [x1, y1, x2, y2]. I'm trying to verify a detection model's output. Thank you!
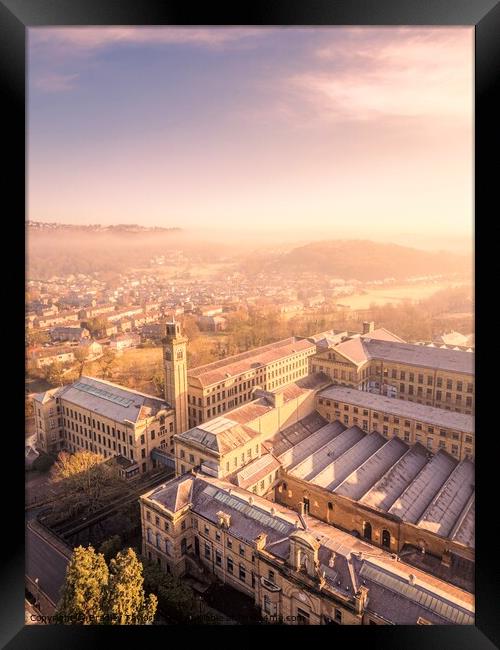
[54, 375, 170, 424]
[143, 473, 474, 624]
[187, 337, 316, 387]
[331, 337, 474, 375]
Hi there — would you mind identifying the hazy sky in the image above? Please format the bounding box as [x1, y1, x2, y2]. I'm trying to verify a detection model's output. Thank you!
[28, 27, 473, 241]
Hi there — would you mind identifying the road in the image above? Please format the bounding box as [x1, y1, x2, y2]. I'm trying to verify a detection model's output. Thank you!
[26, 522, 71, 609]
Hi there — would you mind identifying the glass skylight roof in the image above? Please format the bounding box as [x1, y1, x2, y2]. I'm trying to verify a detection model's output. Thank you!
[73, 381, 135, 407]
[360, 563, 474, 625]
[204, 486, 291, 535]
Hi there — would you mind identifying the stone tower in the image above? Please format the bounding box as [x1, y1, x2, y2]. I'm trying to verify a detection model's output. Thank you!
[162, 320, 188, 435]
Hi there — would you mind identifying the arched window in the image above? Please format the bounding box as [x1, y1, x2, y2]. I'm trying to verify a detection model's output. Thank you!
[282, 482, 287, 491]
[147, 528, 152, 544]
[181, 538, 187, 554]
[381, 529, 391, 549]
[363, 521, 372, 541]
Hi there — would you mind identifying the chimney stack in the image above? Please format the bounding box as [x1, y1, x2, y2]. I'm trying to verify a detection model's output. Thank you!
[363, 321, 375, 335]
[354, 585, 369, 614]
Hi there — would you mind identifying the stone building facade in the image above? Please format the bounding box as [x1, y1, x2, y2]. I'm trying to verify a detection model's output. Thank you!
[33, 375, 175, 474]
[139, 473, 474, 625]
[311, 333, 474, 415]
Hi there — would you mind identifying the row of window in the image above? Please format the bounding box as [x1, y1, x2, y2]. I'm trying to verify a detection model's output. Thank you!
[64, 420, 134, 447]
[251, 472, 278, 494]
[321, 409, 474, 457]
[315, 360, 473, 394]
[321, 401, 466, 437]
[63, 414, 133, 444]
[66, 437, 129, 459]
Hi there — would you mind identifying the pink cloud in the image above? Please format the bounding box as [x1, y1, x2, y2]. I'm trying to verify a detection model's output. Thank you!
[293, 28, 473, 123]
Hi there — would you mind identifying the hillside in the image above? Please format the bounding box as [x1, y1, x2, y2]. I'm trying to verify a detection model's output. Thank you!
[241, 240, 471, 281]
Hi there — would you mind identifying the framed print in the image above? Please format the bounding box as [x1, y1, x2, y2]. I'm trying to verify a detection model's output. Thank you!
[1, 0, 499, 647]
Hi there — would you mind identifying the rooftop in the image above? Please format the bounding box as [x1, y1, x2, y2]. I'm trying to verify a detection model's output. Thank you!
[54, 375, 170, 424]
[318, 386, 474, 433]
[331, 337, 474, 375]
[187, 337, 316, 386]
[142, 473, 474, 624]
[284, 425, 474, 549]
[175, 418, 258, 455]
[235, 453, 281, 490]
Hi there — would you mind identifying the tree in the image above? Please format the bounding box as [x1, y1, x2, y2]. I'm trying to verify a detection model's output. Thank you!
[141, 557, 196, 623]
[99, 348, 117, 379]
[73, 347, 88, 378]
[105, 549, 157, 625]
[42, 361, 64, 386]
[98, 535, 122, 563]
[27, 329, 50, 347]
[25, 397, 34, 419]
[56, 546, 109, 625]
[56, 546, 157, 625]
[86, 317, 109, 338]
[181, 315, 201, 341]
[49, 451, 124, 518]
[151, 365, 165, 397]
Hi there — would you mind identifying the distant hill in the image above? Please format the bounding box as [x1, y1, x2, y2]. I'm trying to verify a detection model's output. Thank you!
[240, 240, 471, 281]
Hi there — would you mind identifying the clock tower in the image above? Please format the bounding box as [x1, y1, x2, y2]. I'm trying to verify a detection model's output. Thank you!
[162, 320, 188, 435]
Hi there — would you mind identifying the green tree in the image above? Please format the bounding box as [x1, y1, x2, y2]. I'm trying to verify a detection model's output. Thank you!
[42, 361, 64, 386]
[98, 535, 122, 563]
[56, 546, 109, 625]
[105, 549, 157, 625]
[141, 557, 196, 623]
[56, 546, 157, 625]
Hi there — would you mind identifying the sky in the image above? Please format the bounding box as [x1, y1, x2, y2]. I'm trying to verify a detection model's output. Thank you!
[28, 27, 474, 245]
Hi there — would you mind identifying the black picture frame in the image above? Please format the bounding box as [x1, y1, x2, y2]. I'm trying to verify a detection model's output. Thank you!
[2, 0, 498, 647]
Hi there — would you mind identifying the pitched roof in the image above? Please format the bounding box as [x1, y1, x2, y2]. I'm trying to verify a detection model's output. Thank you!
[54, 375, 170, 423]
[176, 418, 259, 455]
[187, 337, 316, 387]
[332, 337, 474, 375]
[143, 473, 475, 623]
